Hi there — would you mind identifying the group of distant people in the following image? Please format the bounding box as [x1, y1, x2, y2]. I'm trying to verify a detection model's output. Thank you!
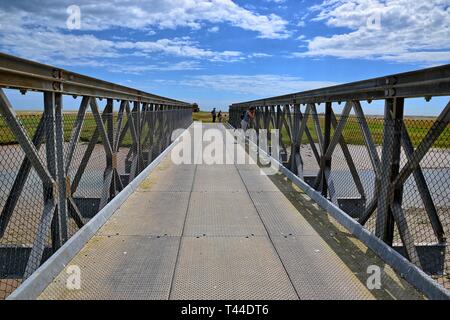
[211, 108, 225, 123]
[210, 106, 256, 130]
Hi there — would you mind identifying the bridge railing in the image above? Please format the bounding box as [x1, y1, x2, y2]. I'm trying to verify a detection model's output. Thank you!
[229, 65, 450, 291]
[0, 53, 192, 298]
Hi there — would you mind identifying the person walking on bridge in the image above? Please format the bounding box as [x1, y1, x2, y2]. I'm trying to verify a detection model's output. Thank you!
[211, 108, 217, 123]
[241, 106, 256, 131]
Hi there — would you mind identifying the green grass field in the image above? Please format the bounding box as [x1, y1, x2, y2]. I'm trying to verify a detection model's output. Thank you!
[0, 111, 448, 148]
[192, 111, 228, 123]
[277, 117, 449, 148]
[0, 112, 135, 146]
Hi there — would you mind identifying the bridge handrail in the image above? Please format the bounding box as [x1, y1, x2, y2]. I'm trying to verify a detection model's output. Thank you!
[0, 53, 193, 299]
[0, 52, 191, 107]
[228, 65, 450, 295]
[230, 64, 450, 108]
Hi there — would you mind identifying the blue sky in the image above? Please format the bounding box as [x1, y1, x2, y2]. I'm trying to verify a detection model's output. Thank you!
[0, 0, 449, 115]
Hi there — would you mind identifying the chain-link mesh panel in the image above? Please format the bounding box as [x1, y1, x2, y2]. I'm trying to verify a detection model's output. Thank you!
[0, 107, 192, 299]
[229, 104, 450, 292]
[322, 115, 450, 289]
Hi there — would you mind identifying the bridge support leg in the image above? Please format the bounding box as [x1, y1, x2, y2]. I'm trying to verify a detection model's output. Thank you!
[321, 102, 332, 198]
[377, 98, 421, 267]
[377, 98, 403, 244]
[54, 93, 69, 246]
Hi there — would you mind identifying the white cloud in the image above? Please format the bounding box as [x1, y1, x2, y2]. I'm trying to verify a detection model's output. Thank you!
[0, 23, 119, 63]
[0, 1, 285, 69]
[0, 15, 244, 66]
[172, 74, 338, 95]
[117, 37, 243, 62]
[111, 61, 202, 74]
[208, 26, 220, 33]
[0, 0, 290, 39]
[249, 53, 273, 58]
[297, 0, 450, 64]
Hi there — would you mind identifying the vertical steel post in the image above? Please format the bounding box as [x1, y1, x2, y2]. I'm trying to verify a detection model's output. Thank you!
[264, 107, 270, 152]
[290, 103, 302, 176]
[322, 102, 332, 197]
[377, 98, 404, 245]
[105, 99, 116, 197]
[148, 103, 155, 161]
[54, 93, 68, 244]
[43, 92, 60, 250]
[135, 101, 142, 172]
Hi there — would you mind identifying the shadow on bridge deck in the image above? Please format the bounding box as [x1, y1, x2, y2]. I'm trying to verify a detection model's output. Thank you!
[37, 123, 424, 300]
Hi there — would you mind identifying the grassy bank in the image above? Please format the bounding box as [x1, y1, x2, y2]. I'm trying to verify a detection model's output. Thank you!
[0, 112, 448, 148]
[0, 112, 134, 146]
[192, 111, 228, 123]
[230, 115, 448, 149]
[277, 117, 449, 149]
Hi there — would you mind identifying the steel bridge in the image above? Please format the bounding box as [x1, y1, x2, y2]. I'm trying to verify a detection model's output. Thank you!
[0, 53, 449, 300]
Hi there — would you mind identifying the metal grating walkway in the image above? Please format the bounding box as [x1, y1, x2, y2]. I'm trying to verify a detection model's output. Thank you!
[38, 123, 424, 300]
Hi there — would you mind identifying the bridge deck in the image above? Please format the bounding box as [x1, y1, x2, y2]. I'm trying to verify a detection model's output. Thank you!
[39, 123, 423, 300]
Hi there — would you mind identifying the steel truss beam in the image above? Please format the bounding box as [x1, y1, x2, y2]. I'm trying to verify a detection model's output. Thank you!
[0, 55, 192, 281]
[229, 66, 449, 270]
[231, 64, 450, 107]
[0, 53, 191, 107]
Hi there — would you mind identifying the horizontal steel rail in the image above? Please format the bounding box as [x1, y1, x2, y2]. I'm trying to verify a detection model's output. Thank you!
[0, 52, 191, 107]
[231, 64, 450, 107]
[229, 64, 450, 296]
[0, 53, 192, 299]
